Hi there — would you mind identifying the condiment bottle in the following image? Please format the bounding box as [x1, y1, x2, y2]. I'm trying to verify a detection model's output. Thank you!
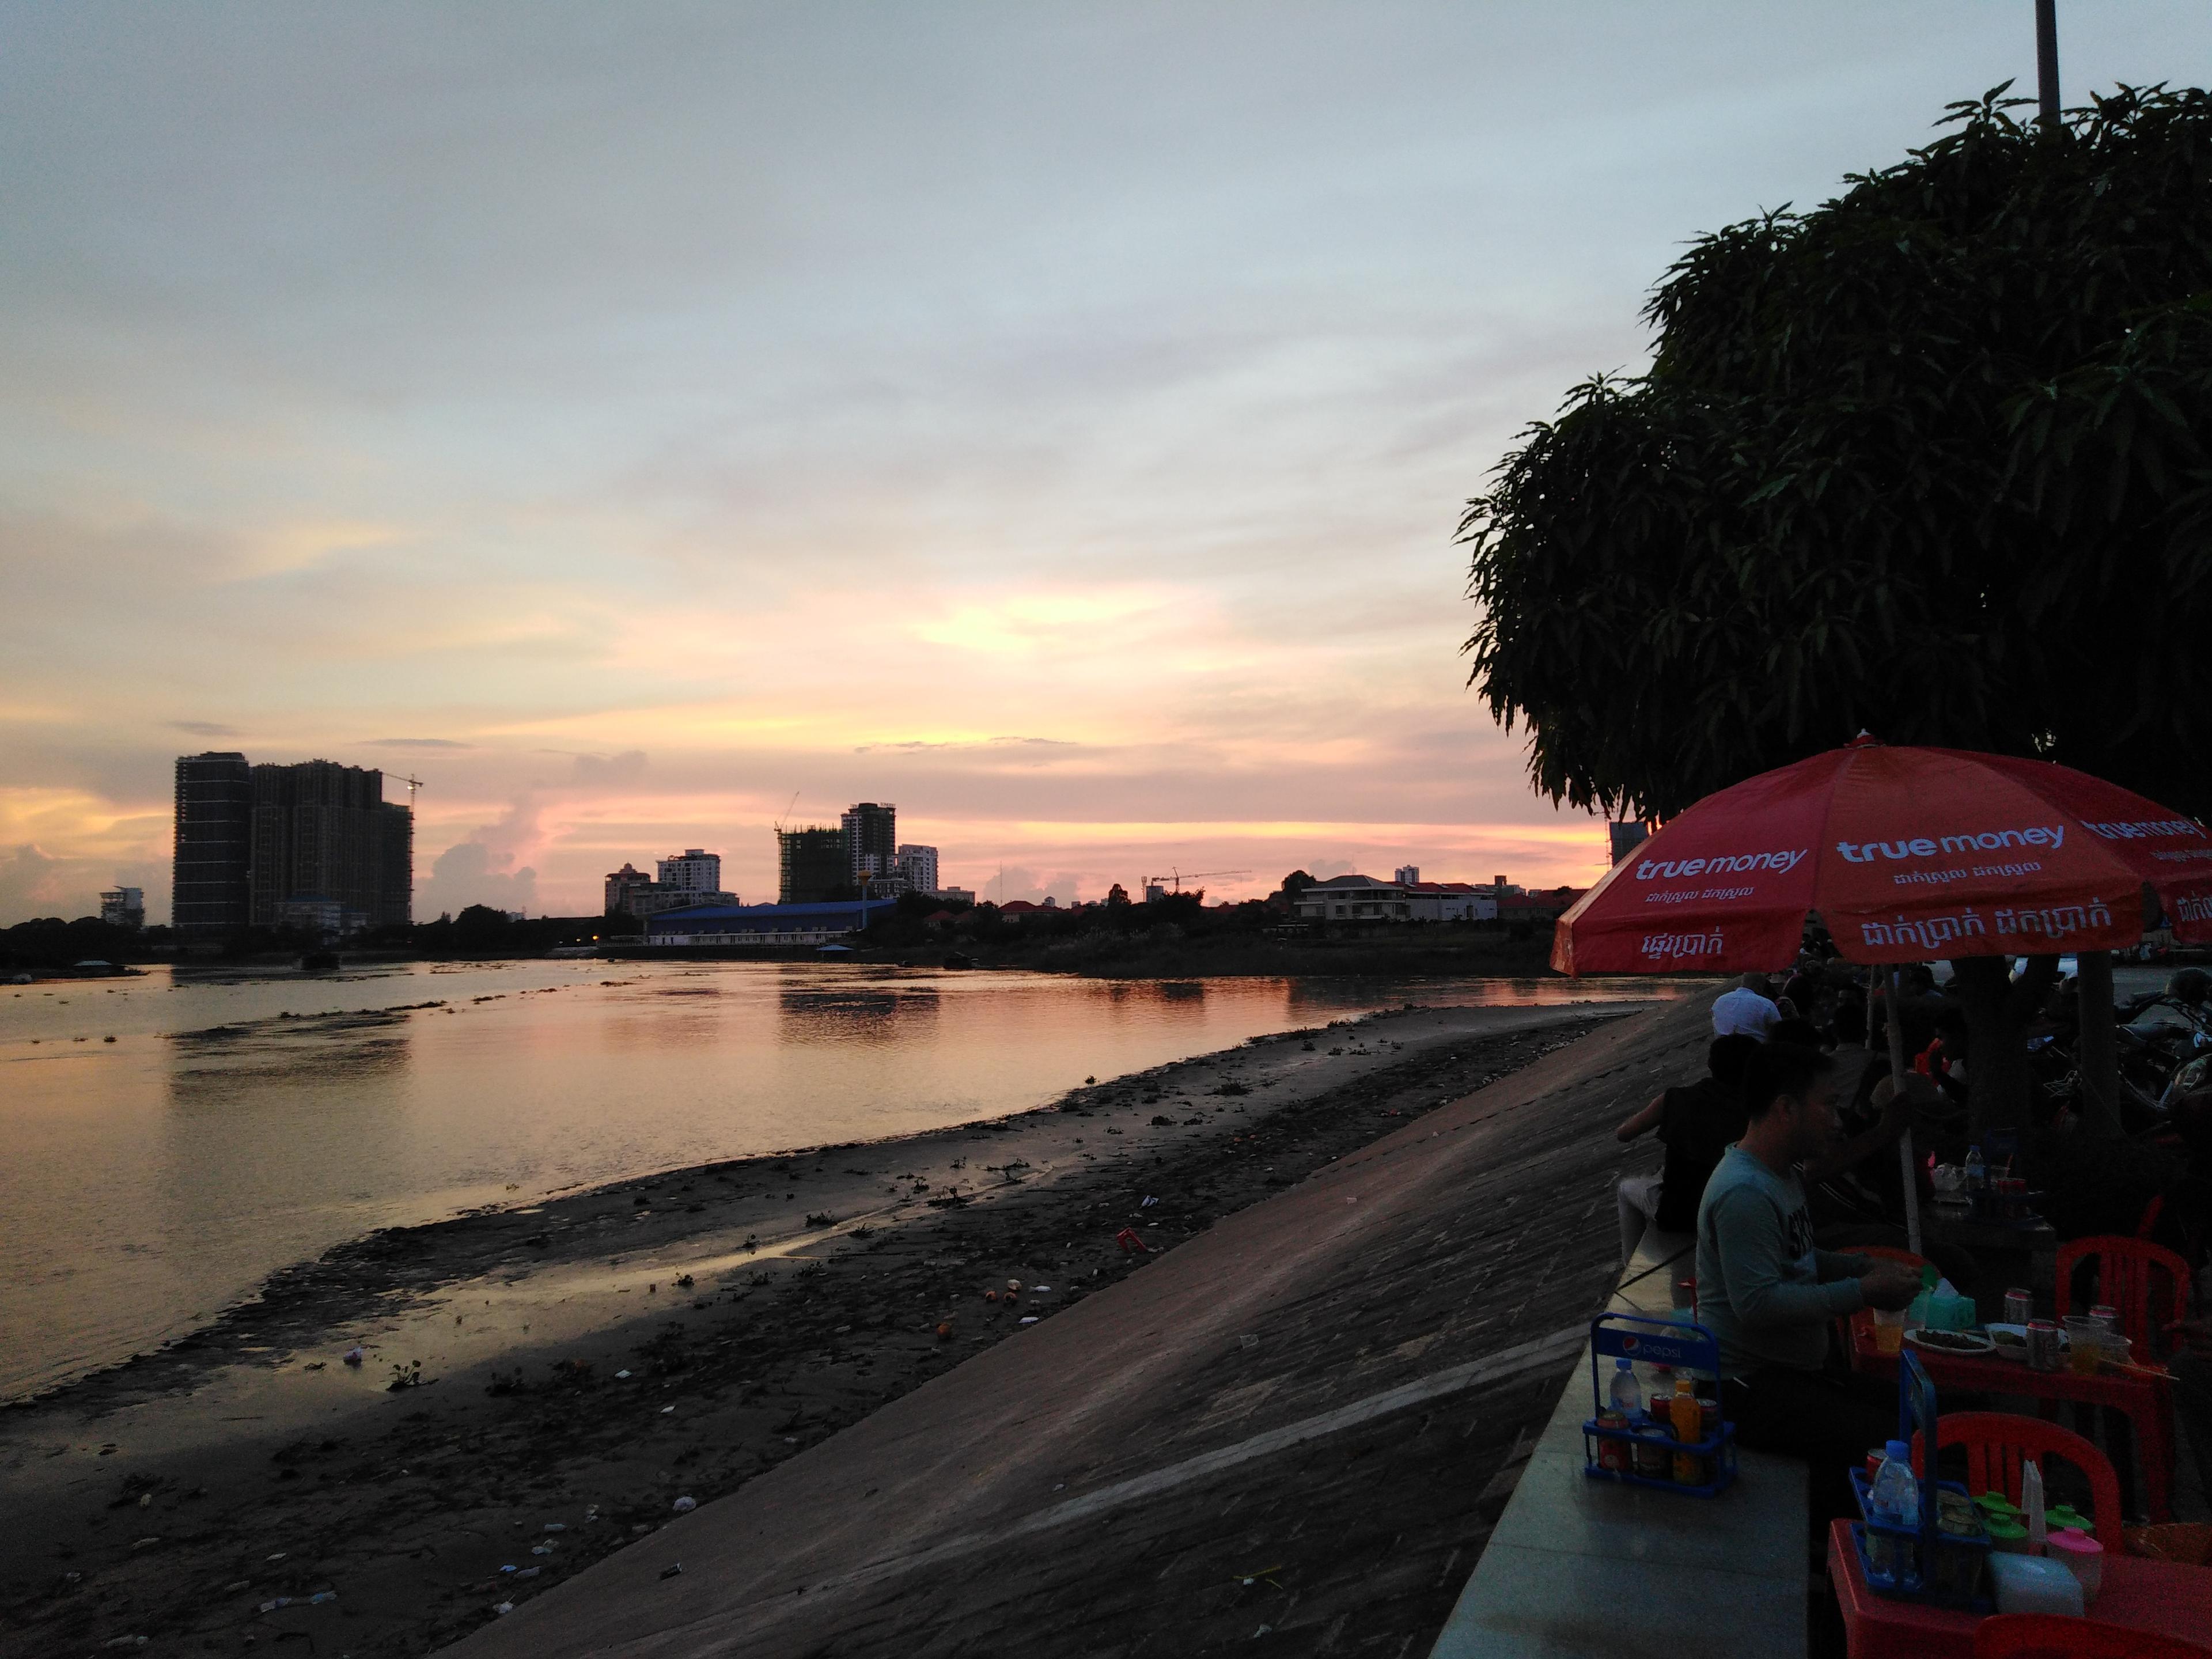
[2046, 1528, 2104, 1603]
[2021, 1458, 2047, 1555]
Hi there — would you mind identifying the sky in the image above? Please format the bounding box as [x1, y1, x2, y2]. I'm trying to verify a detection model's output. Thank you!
[5, 2, 2209, 923]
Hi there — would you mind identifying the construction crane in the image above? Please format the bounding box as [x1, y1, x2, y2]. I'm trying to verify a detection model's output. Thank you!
[395, 775, 425, 810]
[1141, 868, 1251, 899]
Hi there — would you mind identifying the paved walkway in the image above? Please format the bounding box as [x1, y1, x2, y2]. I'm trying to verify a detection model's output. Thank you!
[1427, 1224, 1809, 1658]
[443, 996, 1717, 1659]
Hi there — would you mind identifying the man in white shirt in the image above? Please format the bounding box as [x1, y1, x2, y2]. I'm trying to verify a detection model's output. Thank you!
[1711, 973, 1782, 1039]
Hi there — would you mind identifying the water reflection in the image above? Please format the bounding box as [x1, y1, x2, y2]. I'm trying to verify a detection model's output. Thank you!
[2, 959, 1697, 1396]
[167, 1010, 414, 1100]
[777, 983, 942, 1046]
[161, 1013, 414, 1245]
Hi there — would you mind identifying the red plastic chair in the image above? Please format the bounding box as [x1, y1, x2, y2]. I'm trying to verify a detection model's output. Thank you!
[1973, 1612, 2212, 1657]
[1911, 1412, 2124, 1541]
[2056, 1236, 2194, 1362]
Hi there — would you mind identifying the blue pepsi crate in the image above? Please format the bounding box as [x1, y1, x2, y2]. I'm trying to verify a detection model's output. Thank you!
[1580, 1312, 1737, 1498]
[1848, 1351, 1993, 1612]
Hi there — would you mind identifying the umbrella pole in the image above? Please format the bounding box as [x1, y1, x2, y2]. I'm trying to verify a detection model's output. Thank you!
[2077, 949, 2121, 1139]
[1885, 965, 1923, 1257]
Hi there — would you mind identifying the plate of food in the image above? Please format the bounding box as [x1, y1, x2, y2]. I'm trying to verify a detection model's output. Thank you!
[1904, 1327, 1995, 1356]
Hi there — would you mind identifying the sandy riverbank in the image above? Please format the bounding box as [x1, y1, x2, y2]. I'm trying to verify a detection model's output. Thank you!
[0, 998, 1630, 1658]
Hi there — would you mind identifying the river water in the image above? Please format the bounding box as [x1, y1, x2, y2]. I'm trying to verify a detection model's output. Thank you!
[0, 960, 1688, 1399]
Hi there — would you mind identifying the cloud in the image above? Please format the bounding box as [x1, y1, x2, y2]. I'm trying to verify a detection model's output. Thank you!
[852, 736, 1077, 755]
[414, 797, 545, 917]
[368, 737, 471, 749]
[571, 749, 647, 789]
[416, 838, 539, 919]
[0, 843, 66, 918]
[168, 721, 238, 737]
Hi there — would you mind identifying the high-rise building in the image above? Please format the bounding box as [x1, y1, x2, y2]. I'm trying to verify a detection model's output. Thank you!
[605, 862, 657, 915]
[842, 802, 896, 884]
[895, 843, 940, 895]
[248, 760, 412, 933]
[380, 803, 412, 927]
[778, 825, 850, 904]
[100, 887, 146, 930]
[607, 855, 734, 918]
[172, 752, 252, 937]
[657, 849, 722, 895]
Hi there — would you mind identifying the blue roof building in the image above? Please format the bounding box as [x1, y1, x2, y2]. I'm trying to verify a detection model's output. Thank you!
[642, 899, 888, 948]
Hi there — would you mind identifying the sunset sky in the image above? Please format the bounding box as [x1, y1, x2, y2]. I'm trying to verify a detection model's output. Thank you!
[5, 3, 2207, 922]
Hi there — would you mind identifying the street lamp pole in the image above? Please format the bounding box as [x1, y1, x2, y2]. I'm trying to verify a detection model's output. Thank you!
[2035, 0, 2061, 127]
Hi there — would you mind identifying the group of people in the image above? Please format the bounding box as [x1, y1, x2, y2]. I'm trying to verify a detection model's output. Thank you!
[1612, 963, 2212, 1533]
[1613, 971, 1930, 1522]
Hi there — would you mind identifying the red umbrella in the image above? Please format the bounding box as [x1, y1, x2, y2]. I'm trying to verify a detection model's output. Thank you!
[1554, 738, 2212, 976]
[1556, 737, 2211, 1253]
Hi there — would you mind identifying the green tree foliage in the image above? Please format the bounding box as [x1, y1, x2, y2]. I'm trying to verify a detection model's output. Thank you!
[1460, 85, 2212, 823]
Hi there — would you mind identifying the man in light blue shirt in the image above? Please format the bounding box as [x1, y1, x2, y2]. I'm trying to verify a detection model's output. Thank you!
[1697, 1042, 1919, 1527]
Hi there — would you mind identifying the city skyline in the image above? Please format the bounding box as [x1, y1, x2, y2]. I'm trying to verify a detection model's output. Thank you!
[6, 4, 2209, 924]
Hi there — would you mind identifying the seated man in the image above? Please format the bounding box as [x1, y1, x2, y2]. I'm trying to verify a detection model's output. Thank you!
[1711, 972, 1782, 1039]
[1697, 1042, 1920, 1523]
[1613, 1033, 1759, 1266]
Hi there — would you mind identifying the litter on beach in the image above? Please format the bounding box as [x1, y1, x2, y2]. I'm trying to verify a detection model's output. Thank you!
[672, 1495, 696, 1512]
[660, 1563, 684, 1580]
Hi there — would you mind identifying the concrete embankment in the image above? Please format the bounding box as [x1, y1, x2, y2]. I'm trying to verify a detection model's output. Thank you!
[448, 994, 1714, 1659]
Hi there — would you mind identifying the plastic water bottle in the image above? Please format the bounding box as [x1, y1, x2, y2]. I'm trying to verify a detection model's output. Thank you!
[1868, 1439, 1921, 1582]
[1963, 1145, 1987, 1215]
[1608, 1358, 1641, 1417]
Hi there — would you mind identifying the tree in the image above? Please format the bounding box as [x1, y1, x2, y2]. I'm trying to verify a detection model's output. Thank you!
[451, 904, 517, 954]
[1460, 86, 2212, 1143]
[1461, 85, 2212, 827]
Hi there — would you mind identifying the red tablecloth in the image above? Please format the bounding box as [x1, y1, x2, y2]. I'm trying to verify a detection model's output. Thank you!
[1849, 1323, 2177, 1522]
[1828, 1518, 2212, 1657]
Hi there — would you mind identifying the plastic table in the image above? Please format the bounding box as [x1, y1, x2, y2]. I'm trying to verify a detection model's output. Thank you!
[1847, 1323, 2176, 1522]
[1827, 1518, 2212, 1657]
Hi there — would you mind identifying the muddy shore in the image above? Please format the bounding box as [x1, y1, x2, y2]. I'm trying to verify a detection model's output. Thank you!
[1, 999, 1628, 1658]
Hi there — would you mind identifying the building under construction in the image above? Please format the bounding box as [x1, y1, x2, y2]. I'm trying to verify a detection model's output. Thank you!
[171, 752, 411, 937]
[247, 760, 412, 932]
[778, 825, 850, 904]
